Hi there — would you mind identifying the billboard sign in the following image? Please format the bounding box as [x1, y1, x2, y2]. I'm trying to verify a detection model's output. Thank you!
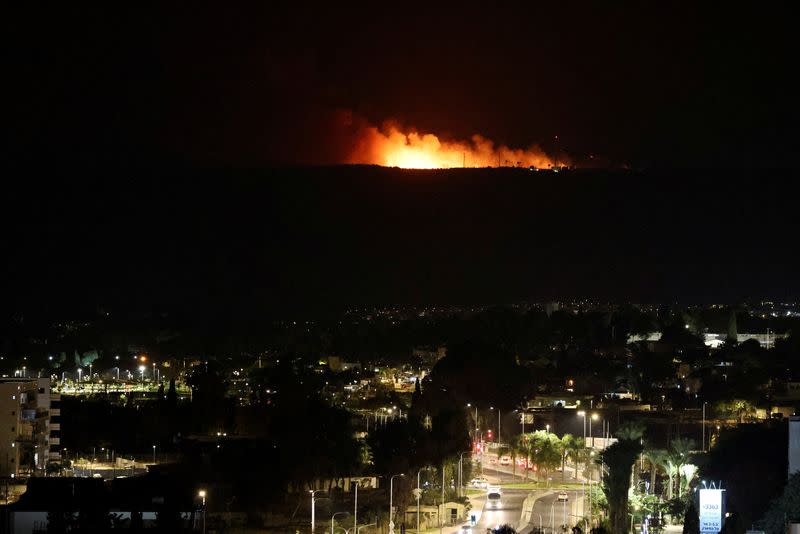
[699, 489, 724, 534]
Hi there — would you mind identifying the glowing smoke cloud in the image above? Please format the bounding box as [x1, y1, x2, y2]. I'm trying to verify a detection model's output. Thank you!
[344, 118, 561, 169]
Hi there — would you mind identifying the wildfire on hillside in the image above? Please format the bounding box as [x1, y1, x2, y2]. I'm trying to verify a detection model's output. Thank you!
[340, 112, 565, 169]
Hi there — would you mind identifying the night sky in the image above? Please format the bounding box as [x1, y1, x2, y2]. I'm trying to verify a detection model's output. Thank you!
[6, 4, 799, 168]
[3, 4, 800, 318]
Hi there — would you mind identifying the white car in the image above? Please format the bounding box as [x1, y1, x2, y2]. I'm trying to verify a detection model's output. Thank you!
[557, 491, 569, 502]
[498, 456, 511, 466]
[470, 477, 489, 489]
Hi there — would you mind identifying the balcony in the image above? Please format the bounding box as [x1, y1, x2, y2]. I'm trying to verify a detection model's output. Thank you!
[50, 437, 60, 446]
[50, 423, 60, 431]
[50, 408, 60, 417]
[51, 394, 61, 402]
[49, 451, 62, 460]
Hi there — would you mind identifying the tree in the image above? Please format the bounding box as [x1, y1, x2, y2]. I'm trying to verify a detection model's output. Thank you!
[46, 508, 72, 534]
[564, 435, 586, 479]
[682, 501, 700, 534]
[167, 377, 177, 407]
[528, 431, 561, 482]
[558, 434, 571, 483]
[761, 472, 800, 534]
[643, 449, 668, 497]
[701, 422, 787, 534]
[130, 510, 144, 533]
[669, 438, 695, 497]
[600, 428, 643, 534]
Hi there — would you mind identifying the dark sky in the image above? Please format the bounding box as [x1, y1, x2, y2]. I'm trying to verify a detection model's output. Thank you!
[5, 3, 799, 168]
[3, 167, 799, 320]
[3, 5, 800, 319]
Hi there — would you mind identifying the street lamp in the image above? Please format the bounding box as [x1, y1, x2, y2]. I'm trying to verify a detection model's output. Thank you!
[152, 445, 156, 464]
[77, 368, 82, 382]
[466, 403, 479, 440]
[416, 468, 429, 534]
[589, 413, 599, 448]
[198, 490, 207, 534]
[331, 512, 350, 534]
[702, 402, 707, 452]
[138, 365, 146, 385]
[577, 411, 587, 443]
[310, 489, 326, 534]
[458, 451, 471, 496]
[389, 473, 405, 534]
[353, 481, 359, 533]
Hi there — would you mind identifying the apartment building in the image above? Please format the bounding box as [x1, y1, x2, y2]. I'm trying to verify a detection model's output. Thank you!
[0, 378, 59, 477]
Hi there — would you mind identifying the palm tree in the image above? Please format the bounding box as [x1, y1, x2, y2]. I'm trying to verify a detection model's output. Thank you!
[559, 434, 571, 482]
[669, 438, 696, 498]
[643, 449, 668, 496]
[517, 433, 533, 481]
[563, 435, 585, 479]
[600, 424, 644, 534]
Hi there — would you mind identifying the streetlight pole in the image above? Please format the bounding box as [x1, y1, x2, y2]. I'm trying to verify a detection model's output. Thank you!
[417, 470, 421, 534]
[458, 452, 470, 497]
[354, 481, 359, 533]
[702, 402, 707, 452]
[311, 489, 326, 534]
[578, 411, 587, 444]
[467, 404, 479, 443]
[331, 511, 350, 534]
[198, 490, 206, 534]
[152, 445, 156, 464]
[389, 473, 404, 534]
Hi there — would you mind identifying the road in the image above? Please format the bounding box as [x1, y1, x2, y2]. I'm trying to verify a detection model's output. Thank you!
[470, 488, 529, 534]
[522, 489, 585, 534]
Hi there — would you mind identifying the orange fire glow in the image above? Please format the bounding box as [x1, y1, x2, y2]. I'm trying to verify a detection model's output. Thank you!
[346, 120, 562, 169]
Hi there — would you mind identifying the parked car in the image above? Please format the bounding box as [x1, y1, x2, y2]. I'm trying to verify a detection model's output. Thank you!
[557, 491, 569, 502]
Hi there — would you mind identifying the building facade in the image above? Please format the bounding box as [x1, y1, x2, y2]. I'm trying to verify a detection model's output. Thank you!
[0, 378, 59, 477]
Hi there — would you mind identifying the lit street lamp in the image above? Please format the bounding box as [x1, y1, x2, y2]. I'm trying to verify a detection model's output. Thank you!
[152, 444, 156, 464]
[198, 490, 207, 534]
[389, 473, 405, 534]
[310, 489, 326, 534]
